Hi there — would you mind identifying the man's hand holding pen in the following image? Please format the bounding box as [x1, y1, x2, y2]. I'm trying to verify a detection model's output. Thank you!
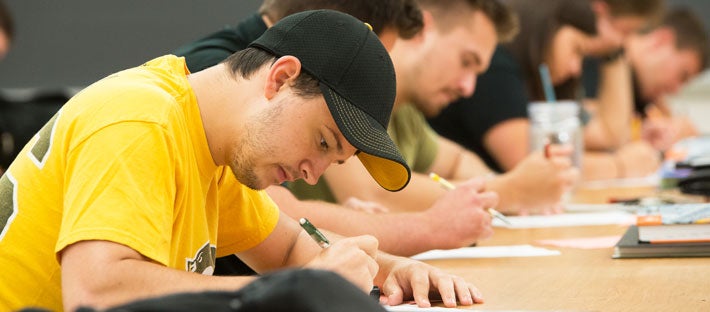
[301, 227, 380, 293]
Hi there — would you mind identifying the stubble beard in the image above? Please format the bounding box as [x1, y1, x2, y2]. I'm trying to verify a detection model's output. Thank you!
[230, 103, 283, 190]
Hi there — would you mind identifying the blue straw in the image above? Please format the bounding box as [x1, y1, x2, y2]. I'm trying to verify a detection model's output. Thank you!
[538, 64, 556, 102]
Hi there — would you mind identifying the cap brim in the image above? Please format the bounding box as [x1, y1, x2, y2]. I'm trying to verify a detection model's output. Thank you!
[320, 85, 411, 191]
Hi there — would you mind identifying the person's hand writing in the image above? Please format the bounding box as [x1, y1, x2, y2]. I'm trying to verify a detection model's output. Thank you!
[304, 235, 379, 292]
[377, 255, 483, 308]
[496, 144, 579, 215]
[423, 177, 498, 248]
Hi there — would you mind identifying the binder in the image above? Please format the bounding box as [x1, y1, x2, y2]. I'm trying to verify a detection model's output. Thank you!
[635, 203, 710, 243]
[612, 226, 710, 259]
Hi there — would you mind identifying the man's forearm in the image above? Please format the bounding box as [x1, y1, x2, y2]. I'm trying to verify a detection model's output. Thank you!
[61, 241, 256, 311]
[289, 199, 445, 256]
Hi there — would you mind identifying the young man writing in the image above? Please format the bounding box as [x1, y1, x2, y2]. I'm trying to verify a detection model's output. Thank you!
[0, 11, 479, 311]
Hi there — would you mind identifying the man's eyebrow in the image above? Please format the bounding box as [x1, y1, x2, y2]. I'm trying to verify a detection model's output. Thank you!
[466, 50, 487, 73]
[471, 52, 482, 67]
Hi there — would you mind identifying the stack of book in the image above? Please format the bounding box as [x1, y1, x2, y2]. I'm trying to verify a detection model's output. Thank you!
[613, 203, 710, 258]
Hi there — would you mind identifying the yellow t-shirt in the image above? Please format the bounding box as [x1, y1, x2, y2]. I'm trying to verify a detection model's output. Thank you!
[0, 55, 279, 311]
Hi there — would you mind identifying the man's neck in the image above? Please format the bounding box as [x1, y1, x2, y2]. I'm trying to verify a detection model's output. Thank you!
[188, 64, 256, 166]
[393, 96, 406, 112]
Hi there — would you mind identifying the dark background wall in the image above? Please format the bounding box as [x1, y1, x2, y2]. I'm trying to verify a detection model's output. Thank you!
[0, 0, 708, 89]
[0, 0, 260, 89]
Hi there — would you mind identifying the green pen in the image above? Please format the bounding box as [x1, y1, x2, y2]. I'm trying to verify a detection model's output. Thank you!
[299, 217, 331, 248]
[298, 217, 381, 300]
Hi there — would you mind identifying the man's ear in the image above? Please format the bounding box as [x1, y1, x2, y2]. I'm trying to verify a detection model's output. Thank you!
[411, 10, 435, 43]
[649, 27, 676, 49]
[264, 55, 302, 100]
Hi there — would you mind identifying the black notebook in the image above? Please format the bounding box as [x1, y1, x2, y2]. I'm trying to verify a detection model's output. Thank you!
[612, 226, 710, 259]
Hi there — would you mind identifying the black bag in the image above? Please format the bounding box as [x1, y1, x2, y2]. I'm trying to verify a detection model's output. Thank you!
[73, 269, 385, 312]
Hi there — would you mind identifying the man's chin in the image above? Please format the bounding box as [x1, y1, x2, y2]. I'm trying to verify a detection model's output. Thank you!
[242, 179, 271, 191]
[229, 167, 265, 190]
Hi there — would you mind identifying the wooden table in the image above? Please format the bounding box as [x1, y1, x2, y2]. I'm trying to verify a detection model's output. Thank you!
[425, 185, 710, 311]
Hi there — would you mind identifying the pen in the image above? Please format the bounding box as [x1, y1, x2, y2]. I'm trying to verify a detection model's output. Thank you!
[429, 172, 512, 226]
[299, 217, 331, 248]
[608, 197, 641, 205]
[538, 64, 557, 103]
[298, 217, 381, 300]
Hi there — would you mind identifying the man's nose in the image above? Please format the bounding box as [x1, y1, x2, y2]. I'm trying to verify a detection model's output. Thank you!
[459, 72, 477, 98]
[301, 157, 331, 185]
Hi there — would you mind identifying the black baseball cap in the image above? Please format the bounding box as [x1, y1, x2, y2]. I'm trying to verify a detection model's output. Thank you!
[249, 10, 411, 191]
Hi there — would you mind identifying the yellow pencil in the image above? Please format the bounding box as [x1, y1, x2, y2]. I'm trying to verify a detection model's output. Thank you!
[429, 172, 512, 226]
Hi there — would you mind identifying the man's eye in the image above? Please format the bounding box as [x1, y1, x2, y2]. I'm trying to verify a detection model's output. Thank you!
[320, 137, 329, 151]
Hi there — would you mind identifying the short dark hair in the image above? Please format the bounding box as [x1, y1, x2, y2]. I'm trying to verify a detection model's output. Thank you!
[661, 7, 709, 70]
[223, 47, 321, 98]
[601, 0, 665, 21]
[259, 0, 423, 39]
[0, 0, 14, 42]
[416, 0, 519, 42]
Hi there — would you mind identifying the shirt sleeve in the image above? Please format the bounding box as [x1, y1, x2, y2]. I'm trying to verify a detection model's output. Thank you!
[58, 121, 178, 266]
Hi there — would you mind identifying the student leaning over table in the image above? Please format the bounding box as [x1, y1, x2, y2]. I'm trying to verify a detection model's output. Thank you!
[0, 10, 483, 311]
[428, 0, 663, 181]
[288, 0, 579, 219]
[582, 7, 709, 152]
[174, 0, 505, 260]
[579, 0, 666, 153]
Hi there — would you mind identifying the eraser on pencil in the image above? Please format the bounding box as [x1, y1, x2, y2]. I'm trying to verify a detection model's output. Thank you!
[544, 143, 551, 159]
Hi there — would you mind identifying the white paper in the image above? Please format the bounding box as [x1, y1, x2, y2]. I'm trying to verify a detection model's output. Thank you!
[410, 245, 560, 261]
[493, 211, 635, 228]
[578, 174, 660, 189]
[385, 304, 474, 312]
[564, 203, 631, 212]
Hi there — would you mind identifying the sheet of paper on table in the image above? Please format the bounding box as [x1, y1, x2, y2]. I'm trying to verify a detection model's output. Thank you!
[385, 304, 473, 312]
[410, 245, 560, 261]
[492, 211, 635, 228]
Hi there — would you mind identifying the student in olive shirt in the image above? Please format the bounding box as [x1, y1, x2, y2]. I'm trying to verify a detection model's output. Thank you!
[289, 0, 578, 220]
